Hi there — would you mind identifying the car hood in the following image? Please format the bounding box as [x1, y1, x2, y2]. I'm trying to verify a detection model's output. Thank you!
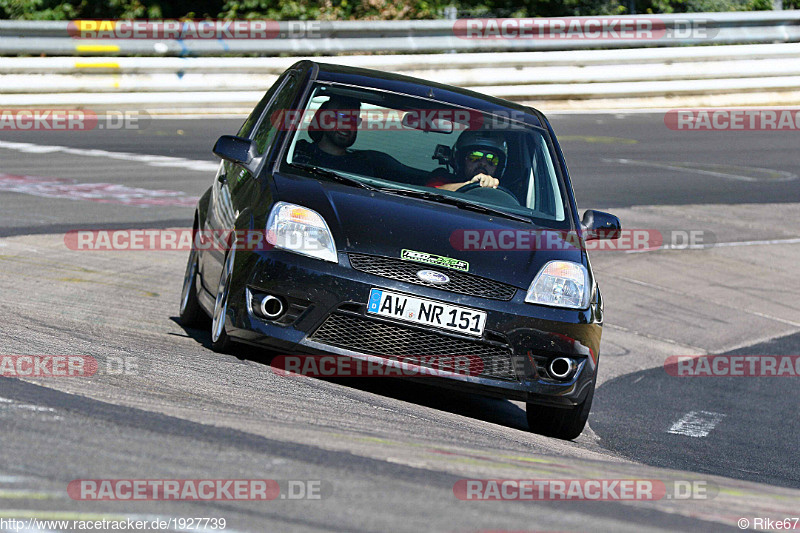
[272, 172, 584, 289]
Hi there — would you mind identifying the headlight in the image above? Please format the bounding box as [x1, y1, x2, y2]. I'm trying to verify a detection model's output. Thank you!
[266, 202, 337, 263]
[525, 261, 589, 309]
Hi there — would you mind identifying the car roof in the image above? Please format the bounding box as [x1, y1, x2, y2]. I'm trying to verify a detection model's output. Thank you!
[294, 60, 544, 129]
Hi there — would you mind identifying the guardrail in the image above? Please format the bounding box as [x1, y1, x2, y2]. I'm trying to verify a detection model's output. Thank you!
[1, 13, 800, 111]
[2, 42, 800, 111]
[1, 12, 799, 55]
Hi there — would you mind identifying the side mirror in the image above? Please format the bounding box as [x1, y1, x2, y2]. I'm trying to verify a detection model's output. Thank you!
[212, 135, 260, 173]
[582, 210, 621, 240]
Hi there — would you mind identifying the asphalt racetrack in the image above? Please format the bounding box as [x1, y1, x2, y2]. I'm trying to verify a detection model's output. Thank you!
[1, 112, 798, 532]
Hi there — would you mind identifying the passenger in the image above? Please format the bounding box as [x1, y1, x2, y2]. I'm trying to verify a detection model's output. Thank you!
[293, 96, 373, 176]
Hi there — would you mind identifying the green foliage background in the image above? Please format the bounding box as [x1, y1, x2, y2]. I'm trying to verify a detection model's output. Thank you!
[0, 0, 786, 20]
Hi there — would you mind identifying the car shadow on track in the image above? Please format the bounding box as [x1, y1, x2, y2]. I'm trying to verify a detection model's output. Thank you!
[170, 316, 529, 432]
[324, 377, 529, 432]
[168, 316, 275, 362]
[591, 331, 800, 489]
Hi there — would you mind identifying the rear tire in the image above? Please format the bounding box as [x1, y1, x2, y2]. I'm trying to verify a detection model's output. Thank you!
[179, 247, 205, 328]
[210, 249, 235, 353]
[526, 380, 594, 440]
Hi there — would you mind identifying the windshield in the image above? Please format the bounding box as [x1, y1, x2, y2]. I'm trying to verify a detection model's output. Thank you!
[280, 82, 571, 227]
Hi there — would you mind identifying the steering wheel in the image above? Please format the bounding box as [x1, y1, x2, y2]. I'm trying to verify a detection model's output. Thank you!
[456, 181, 521, 205]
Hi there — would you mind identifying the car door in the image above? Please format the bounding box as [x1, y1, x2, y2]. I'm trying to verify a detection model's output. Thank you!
[200, 70, 301, 292]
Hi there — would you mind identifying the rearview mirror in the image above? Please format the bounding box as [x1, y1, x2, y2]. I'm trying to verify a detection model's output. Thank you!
[212, 135, 260, 172]
[581, 210, 621, 240]
[401, 111, 454, 133]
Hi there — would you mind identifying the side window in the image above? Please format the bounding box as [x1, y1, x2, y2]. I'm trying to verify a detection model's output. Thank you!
[236, 72, 288, 138]
[252, 73, 299, 154]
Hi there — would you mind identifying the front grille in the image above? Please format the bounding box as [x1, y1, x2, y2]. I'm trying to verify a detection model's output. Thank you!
[309, 313, 516, 380]
[348, 254, 517, 301]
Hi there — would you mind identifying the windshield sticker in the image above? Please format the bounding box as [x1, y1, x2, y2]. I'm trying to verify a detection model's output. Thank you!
[401, 249, 469, 272]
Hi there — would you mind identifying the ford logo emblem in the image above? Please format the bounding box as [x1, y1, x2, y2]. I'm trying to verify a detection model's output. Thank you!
[417, 270, 450, 285]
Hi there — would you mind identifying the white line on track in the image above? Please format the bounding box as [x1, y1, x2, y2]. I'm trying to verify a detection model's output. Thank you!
[668, 410, 726, 438]
[626, 237, 800, 253]
[616, 276, 800, 328]
[602, 157, 797, 182]
[0, 140, 219, 172]
[548, 105, 800, 115]
[0, 396, 61, 418]
[0, 173, 199, 207]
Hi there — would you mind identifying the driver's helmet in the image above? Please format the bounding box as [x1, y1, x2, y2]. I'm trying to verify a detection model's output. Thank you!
[453, 130, 508, 178]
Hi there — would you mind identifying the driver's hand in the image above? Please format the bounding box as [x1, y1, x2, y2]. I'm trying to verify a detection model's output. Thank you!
[470, 174, 499, 189]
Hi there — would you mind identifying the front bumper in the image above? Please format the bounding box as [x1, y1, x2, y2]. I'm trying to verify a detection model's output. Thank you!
[223, 249, 601, 407]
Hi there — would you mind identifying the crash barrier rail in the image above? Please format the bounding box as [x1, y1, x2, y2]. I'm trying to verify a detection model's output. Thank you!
[2, 42, 800, 109]
[0, 12, 799, 55]
[1, 13, 800, 109]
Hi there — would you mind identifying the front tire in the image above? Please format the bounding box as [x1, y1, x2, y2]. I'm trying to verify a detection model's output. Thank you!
[210, 249, 235, 353]
[179, 247, 205, 328]
[526, 380, 594, 440]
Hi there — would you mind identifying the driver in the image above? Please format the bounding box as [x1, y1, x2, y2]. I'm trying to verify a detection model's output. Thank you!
[428, 130, 507, 192]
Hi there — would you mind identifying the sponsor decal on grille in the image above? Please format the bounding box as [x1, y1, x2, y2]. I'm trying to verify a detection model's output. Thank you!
[400, 249, 469, 272]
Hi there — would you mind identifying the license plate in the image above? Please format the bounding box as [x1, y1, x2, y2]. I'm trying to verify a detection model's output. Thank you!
[367, 288, 486, 337]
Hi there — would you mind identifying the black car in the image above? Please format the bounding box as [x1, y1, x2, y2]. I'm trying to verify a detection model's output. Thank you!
[179, 60, 620, 440]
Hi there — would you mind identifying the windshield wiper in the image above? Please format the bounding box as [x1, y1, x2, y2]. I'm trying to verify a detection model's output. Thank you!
[378, 187, 533, 224]
[288, 163, 379, 191]
[289, 164, 531, 223]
